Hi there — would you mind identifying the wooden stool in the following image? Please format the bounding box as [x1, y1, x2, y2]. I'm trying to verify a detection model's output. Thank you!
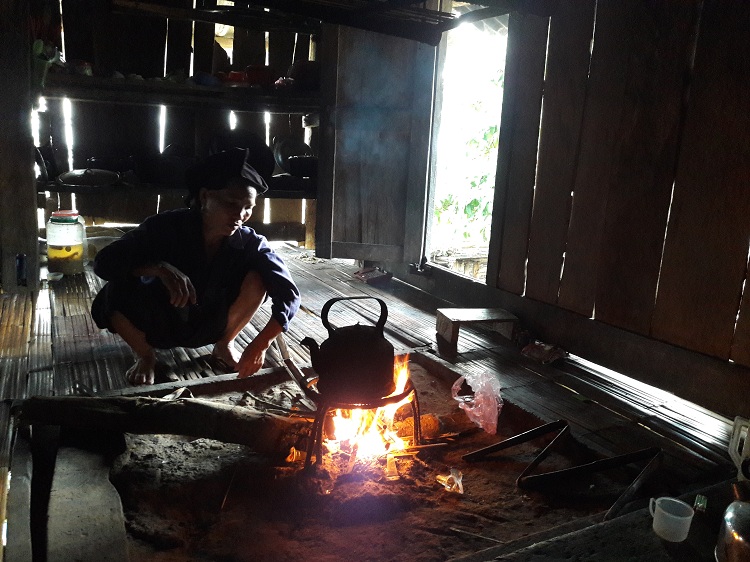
[435, 308, 518, 354]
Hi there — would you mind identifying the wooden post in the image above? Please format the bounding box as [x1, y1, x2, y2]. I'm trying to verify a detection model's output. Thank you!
[0, 0, 39, 292]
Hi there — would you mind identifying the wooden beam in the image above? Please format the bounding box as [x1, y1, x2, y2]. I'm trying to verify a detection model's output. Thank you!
[0, 0, 39, 292]
[18, 395, 312, 457]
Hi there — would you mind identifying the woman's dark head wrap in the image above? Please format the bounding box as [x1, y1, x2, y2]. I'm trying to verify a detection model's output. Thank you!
[184, 148, 269, 207]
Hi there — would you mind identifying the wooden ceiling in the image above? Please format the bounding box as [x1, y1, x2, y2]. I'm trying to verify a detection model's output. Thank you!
[113, 0, 557, 45]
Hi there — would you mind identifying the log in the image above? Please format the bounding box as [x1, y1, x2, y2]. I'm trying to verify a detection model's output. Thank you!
[17, 396, 311, 457]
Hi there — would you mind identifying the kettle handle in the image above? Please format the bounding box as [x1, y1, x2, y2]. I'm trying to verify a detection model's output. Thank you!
[321, 296, 388, 335]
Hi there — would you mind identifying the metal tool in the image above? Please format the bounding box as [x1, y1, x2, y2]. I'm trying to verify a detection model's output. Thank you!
[463, 419, 663, 520]
[275, 333, 318, 401]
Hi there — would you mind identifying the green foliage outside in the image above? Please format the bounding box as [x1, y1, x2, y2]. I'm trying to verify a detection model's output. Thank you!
[432, 71, 504, 251]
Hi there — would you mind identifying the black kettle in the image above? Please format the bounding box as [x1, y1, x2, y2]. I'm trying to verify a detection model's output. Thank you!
[301, 296, 396, 402]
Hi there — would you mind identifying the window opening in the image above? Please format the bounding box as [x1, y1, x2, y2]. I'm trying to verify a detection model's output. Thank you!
[427, 6, 508, 281]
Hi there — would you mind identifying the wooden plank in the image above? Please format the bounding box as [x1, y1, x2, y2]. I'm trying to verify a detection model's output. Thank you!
[163, 105, 195, 156]
[164, 0, 193, 76]
[92, 5, 167, 79]
[304, 198, 316, 249]
[555, 0, 635, 316]
[0, 0, 39, 293]
[652, 0, 750, 359]
[314, 24, 338, 258]
[523, 0, 595, 305]
[493, 12, 549, 295]
[60, 0, 95, 64]
[192, 0, 215, 75]
[269, 199, 303, 223]
[590, 0, 699, 335]
[195, 107, 229, 158]
[233, 111, 268, 147]
[324, 27, 420, 262]
[232, 25, 265, 71]
[69, 101, 161, 166]
[403, 38, 436, 265]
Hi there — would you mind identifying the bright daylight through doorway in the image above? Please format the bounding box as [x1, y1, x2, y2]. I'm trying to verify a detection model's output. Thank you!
[428, 8, 508, 282]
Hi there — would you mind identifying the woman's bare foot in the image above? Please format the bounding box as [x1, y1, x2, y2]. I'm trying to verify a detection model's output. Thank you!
[211, 341, 242, 371]
[126, 356, 156, 385]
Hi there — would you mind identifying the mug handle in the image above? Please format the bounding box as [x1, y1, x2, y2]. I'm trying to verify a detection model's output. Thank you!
[649, 497, 656, 517]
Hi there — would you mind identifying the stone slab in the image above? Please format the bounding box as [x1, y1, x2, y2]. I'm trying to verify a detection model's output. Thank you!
[47, 447, 128, 562]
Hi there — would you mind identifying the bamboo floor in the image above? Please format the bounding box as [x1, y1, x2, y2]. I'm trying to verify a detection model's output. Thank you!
[0, 244, 738, 504]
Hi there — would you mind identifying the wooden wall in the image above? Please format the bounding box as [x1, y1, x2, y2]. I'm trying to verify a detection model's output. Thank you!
[0, 0, 39, 293]
[38, 1, 314, 237]
[385, 0, 750, 418]
[487, 0, 750, 367]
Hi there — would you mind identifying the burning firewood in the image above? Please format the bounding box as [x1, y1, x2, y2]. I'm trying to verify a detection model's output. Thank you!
[16, 395, 311, 457]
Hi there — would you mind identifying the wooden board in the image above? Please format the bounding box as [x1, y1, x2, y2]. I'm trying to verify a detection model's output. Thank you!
[555, 0, 634, 316]
[60, 0, 95, 63]
[493, 12, 549, 295]
[523, 0, 595, 305]
[93, 6, 167, 79]
[192, 0, 215, 75]
[651, 0, 750, 359]
[591, 0, 699, 335]
[313, 24, 338, 257]
[232, 26, 266, 71]
[332, 108, 410, 249]
[163, 105, 196, 156]
[164, 0, 193, 76]
[322, 26, 428, 263]
[0, 0, 39, 293]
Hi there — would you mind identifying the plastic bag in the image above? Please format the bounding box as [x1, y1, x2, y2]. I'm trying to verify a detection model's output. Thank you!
[436, 468, 464, 494]
[451, 371, 503, 435]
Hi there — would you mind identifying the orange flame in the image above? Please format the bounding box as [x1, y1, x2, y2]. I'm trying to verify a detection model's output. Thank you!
[326, 356, 412, 460]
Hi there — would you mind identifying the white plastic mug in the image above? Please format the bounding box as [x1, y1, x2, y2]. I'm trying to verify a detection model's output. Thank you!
[649, 497, 694, 542]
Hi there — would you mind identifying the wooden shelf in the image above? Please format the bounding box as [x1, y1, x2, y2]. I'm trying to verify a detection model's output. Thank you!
[38, 174, 317, 199]
[42, 73, 320, 114]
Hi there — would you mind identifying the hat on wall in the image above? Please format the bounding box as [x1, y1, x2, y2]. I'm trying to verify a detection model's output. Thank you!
[185, 147, 269, 195]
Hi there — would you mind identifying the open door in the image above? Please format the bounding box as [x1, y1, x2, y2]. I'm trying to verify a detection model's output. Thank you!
[316, 24, 436, 264]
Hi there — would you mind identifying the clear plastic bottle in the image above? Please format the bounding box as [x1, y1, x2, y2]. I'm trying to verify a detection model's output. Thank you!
[46, 210, 85, 275]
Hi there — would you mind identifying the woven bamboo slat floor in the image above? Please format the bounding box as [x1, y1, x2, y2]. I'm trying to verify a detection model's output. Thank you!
[0, 243, 737, 499]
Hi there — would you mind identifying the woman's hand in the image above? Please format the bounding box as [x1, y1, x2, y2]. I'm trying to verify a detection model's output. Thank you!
[238, 339, 267, 378]
[136, 261, 197, 308]
[237, 318, 283, 378]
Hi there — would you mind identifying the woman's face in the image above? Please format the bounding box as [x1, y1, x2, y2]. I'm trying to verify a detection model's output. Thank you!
[200, 181, 257, 238]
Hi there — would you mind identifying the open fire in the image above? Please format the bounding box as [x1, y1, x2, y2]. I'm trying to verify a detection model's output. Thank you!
[324, 355, 413, 460]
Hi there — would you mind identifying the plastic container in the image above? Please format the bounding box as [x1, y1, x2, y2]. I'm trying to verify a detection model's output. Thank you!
[46, 210, 85, 275]
[649, 496, 694, 542]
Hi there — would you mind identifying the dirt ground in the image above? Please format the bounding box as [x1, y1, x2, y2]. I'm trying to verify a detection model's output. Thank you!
[109, 363, 630, 561]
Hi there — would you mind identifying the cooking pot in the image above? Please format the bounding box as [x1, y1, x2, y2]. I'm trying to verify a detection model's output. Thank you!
[55, 168, 121, 193]
[272, 136, 313, 174]
[301, 296, 395, 402]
